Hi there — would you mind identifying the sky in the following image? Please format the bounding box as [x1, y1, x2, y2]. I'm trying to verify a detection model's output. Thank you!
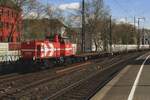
[39, 0, 150, 29]
[105, 0, 150, 29]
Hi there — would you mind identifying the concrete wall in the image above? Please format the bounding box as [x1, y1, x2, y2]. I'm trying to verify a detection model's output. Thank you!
[0, 43, 20, 62]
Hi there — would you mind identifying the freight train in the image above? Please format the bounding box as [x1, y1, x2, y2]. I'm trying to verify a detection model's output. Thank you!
[0, 41, 149, 64]
[0, 33, 150, 72]
[0, 3, 150, 72]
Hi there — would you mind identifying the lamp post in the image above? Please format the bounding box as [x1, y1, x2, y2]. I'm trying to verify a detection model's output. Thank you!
[109, 15, 112, 53]
[81, 0, 85, 52]
[137, 17, 145, 49]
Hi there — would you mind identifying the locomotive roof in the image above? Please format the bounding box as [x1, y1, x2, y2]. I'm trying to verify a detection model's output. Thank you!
[0, 0, 21, 11]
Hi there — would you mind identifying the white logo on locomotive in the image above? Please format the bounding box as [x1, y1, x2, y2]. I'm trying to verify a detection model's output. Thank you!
[41, 43, 54, 57]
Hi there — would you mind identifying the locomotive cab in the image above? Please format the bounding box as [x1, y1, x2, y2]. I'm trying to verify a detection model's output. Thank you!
[59, 36, 74, 56]
[46, 34, 75, 56]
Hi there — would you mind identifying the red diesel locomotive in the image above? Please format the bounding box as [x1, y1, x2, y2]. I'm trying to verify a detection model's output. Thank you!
[21, 34, 76, 60]
[20, 34, 77, 68]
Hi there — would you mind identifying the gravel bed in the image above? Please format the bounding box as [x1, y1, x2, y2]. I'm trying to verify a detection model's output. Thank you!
[12, 55, 123, 99]
[1, 51, 146, 99]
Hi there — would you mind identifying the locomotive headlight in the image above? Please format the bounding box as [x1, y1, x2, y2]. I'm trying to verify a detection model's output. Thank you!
[33, 56, 36, 60]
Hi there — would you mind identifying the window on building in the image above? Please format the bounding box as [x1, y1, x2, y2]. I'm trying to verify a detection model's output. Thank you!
[6, 23, 9, 29]
[0, 8, 2, 15]
[17, 25, 20, 32]
[14, 13, 17, 18]
[1, 8, 3, 15]
[8, 10, 9, 16]
[4, 23, 6, 28]
[9, 23, 12, 29]
[12, 11, 13, 17]
[16, 13, 18, 17]
[0, 22, 3, 28]
[3, 9, 6, 16]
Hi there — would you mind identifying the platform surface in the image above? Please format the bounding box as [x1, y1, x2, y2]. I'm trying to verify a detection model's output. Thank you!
[91, 52, 150, 100]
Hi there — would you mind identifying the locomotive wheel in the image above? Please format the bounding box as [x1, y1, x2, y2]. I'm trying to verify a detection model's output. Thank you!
[75, 57, 81, 63]
[59, 57, 65, 64]
[64, 57, 73, 64]
[17, 59, 35, 73]
[71, 57, 77, 63]
[43, 59, 55, 69]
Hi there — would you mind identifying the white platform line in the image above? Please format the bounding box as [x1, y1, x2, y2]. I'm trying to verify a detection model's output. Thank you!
[135, 53, 150, 60]
[128, 55, 150, 100]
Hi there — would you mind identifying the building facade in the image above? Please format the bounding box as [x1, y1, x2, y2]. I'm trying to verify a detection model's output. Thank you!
[0, 3, 22, 42]
[23, 19, 69, 40]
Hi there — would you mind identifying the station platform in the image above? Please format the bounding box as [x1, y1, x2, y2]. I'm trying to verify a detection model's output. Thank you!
[91, 52, 150, 100]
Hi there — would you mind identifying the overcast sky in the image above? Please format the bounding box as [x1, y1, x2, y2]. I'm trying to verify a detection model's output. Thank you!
[39, 0, 150, 29]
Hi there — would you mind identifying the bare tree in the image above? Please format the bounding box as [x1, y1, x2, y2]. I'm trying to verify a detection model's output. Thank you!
[84, 0, 110, 52]
[112, 22, 137, 44]
[6, 0, 39, 41]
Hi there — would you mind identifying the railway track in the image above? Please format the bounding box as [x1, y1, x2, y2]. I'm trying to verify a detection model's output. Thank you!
[46, 52, 143, 100]
[10, 53, 137, 99]
[0, 51, 147, 99]
[0, 61, 94, 99]
[3, 61, 95, 99]
[0, 73, 18, 80]
[0, 54, 114, 99]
